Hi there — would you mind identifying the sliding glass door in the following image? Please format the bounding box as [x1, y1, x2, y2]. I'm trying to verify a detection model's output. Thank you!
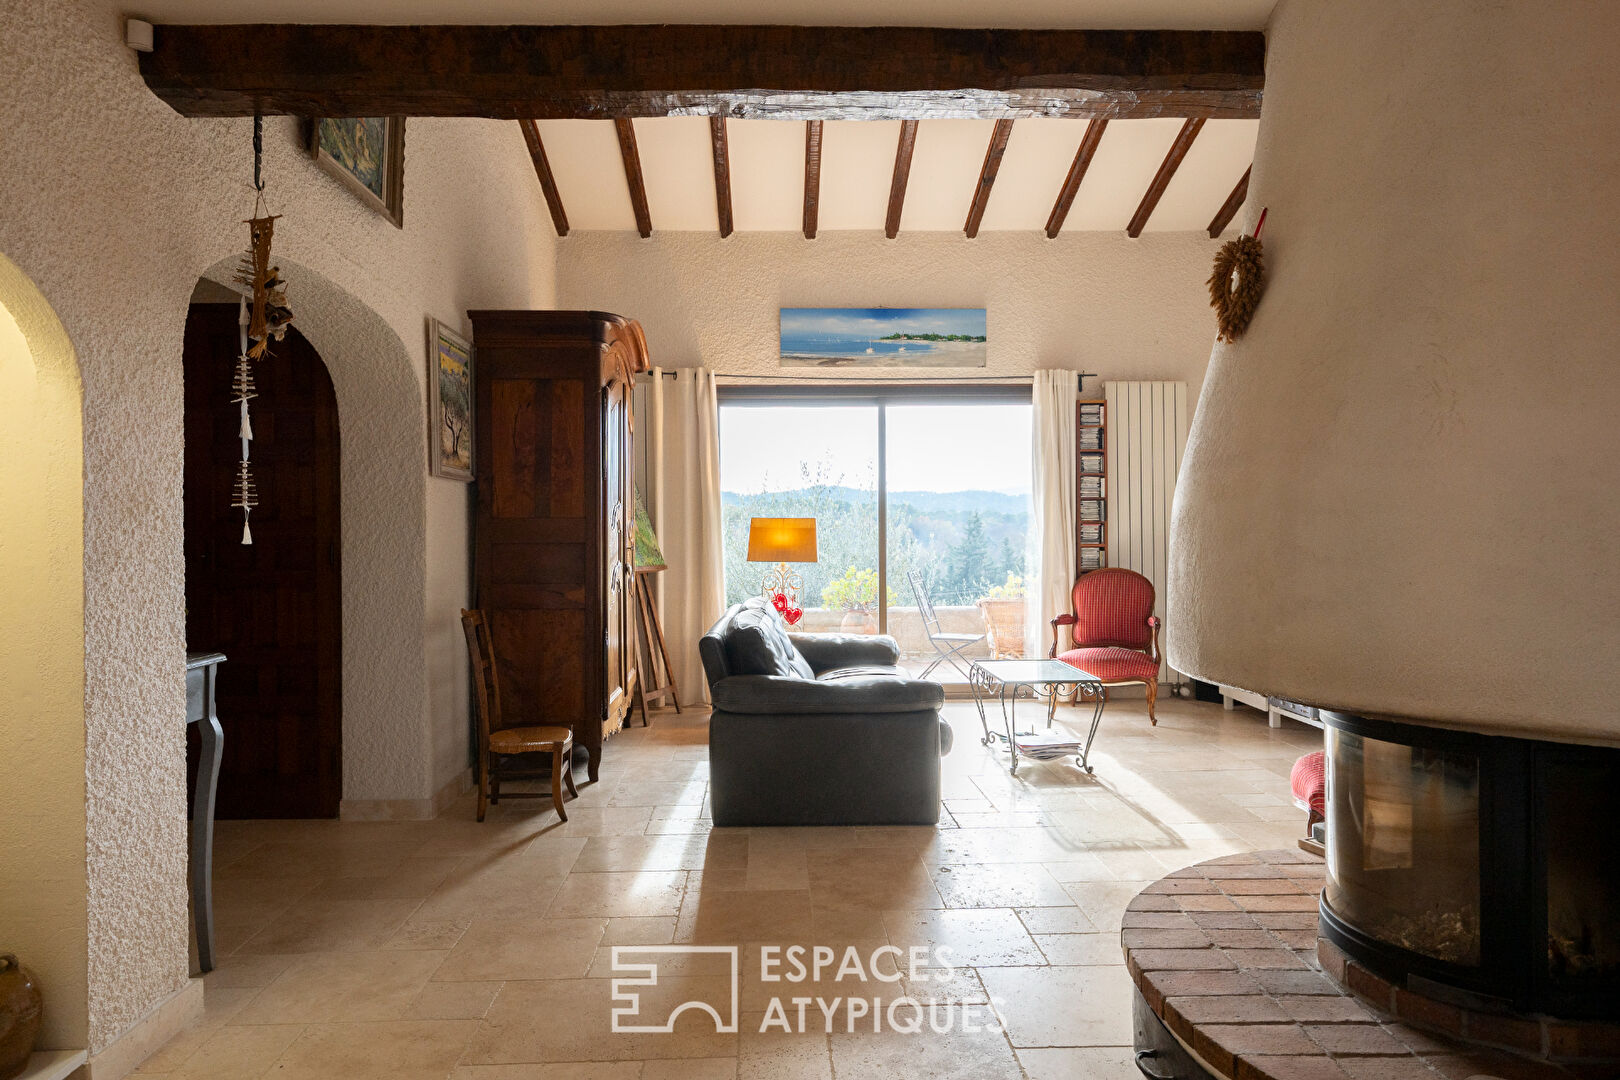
[719, 392, 1032, 682]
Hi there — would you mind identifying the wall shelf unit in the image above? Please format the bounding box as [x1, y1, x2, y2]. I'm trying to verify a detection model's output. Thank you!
[1077, 399, 1106, 572]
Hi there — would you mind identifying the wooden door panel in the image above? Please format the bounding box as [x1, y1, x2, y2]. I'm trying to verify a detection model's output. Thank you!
[184, 303, 342, 819]
[490, 608, 588, 725]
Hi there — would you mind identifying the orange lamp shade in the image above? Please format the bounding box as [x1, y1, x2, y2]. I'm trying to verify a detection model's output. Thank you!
[746, 517, 818, 563]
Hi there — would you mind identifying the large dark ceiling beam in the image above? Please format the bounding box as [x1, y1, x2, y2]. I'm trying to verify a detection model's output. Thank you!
[138, 25, 1265, 120]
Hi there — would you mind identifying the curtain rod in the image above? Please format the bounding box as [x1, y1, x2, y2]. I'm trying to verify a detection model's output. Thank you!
[655, 371, 1097, 386]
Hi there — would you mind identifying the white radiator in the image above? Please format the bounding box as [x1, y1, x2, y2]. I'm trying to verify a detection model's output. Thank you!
[1104, 380, 1190, 683]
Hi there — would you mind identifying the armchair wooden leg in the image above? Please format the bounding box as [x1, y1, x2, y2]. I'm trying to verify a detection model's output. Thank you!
[1145, 680, 1158, 726]
[551, 746, 569, 822]
[476, 756, 489, 822]
[563, 752, 577, 798]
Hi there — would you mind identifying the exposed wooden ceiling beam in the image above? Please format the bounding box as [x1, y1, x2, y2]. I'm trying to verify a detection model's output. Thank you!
[803, 121, 823, 240]
[614, 118, 652, 238]
[1126, 117, 1205, 238]
[1206, 164, 1251, 238]
[517, 119, 569, 238]
[1044, 118, 1108, 239]
[885, 120, 919, 240]
[963, 119, 1015, 239]
[137, 25, 1265, 120]
[709, 117, 733, 238]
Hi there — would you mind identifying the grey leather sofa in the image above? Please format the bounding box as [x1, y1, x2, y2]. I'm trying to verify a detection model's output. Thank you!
[700, 598, 952, 826]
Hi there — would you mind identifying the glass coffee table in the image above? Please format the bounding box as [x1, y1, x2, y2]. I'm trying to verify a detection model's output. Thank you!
[967, 658, 1108, 775]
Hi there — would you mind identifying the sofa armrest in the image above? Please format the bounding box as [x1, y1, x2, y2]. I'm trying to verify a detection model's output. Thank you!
[711, 674, 943, 715]
[787, 632, 900, 672]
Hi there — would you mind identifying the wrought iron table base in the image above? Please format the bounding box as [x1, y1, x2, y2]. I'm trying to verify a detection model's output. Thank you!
[967, 660, 1107, 776]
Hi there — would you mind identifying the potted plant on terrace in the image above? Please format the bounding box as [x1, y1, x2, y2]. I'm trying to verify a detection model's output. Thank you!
[976, 573, 1027, 659]
[820, 566, 896, 636]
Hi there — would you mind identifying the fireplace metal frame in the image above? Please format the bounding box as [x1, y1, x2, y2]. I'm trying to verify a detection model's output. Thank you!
[1318, 710, 1619, 1021]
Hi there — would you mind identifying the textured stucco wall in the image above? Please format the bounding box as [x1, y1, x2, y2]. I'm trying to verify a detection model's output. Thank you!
[1169, 0, 1620, 744]
[0, 255, 88, 1051]
[554, 231, 1227, 396]
[0, 0, 556, 1051]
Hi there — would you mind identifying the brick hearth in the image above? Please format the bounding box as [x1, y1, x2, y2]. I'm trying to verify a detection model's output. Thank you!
[1121, 851, 1615, 1080]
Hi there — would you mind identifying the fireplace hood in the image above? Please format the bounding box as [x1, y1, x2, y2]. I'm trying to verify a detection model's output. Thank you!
[1167, 0, 1620, 747]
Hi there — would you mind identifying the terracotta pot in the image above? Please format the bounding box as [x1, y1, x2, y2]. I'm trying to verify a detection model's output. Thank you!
[839, 609, 877, 635]
[0, 954, 41, 1080]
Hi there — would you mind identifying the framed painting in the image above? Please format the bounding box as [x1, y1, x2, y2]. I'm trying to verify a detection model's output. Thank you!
[309, 117, 405, 227]
[427, 319, 474, 481]
[780, 308, 988, 368]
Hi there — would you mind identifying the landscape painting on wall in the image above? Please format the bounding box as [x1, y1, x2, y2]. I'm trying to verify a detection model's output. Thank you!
[427, 319, 474, 481]
[780, 308, 988, 368]
[309, 116, 405, 227]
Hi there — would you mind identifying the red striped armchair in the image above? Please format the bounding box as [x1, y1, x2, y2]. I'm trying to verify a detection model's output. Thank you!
[1049, 567, 1163, 725]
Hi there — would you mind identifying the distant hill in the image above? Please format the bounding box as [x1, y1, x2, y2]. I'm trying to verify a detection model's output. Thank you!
[723, 486, 1028, 515]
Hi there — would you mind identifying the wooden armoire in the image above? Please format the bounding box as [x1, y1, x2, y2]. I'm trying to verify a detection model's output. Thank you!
[469, 311, 648, 782]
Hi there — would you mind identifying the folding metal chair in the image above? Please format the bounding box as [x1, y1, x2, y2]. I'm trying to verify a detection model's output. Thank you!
[907, 570, 984, 681]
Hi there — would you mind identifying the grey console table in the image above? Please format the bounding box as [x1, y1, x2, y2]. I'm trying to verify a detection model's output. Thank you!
[184, 652, 224, 973]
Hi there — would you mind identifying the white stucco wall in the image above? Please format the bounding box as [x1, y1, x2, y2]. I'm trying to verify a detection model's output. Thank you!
[1169, 0, 1620, 745]
[0, 0, 556, 1052]
[554, 231, 1228, 396]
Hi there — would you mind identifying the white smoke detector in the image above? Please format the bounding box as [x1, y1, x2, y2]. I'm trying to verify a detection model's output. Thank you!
[125, 18, 154, 53]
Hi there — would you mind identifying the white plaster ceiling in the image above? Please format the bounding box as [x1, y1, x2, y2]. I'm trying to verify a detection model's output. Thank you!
[139, 0, 1276, 28]
[537, 117, 1258, 234]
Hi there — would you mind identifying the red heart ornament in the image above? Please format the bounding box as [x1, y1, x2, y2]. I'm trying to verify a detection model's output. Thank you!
[771, 592, 788, 612]
[783, 606, 803, 625]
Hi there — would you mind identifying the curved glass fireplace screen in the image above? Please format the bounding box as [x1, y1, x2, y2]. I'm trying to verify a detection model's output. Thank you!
[1324, 727, 1482, 967]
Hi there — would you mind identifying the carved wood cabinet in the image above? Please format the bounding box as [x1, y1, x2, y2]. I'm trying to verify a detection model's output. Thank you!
[469, 310, 648, 781]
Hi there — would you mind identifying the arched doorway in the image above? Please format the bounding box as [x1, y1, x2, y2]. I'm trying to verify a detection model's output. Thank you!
[183, 298, 342, 818]
[0, 251, 88, 1051]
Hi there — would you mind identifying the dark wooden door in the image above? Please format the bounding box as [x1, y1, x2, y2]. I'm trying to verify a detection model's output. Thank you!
[184, 303, 342, 818]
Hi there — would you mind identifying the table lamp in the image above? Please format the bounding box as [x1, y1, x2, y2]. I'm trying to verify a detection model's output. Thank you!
[746, 517, 817, 625]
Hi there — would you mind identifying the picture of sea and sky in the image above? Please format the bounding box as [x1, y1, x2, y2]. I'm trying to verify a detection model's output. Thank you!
[779, 308, 988, 368]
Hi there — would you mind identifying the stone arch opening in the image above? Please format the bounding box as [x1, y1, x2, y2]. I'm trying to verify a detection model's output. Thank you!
[195, 256, 435, 810]
[0, 249, 89, 1052]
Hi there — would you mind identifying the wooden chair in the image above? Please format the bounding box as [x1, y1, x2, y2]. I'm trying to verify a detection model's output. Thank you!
[1048, 568, 1163, 724]
[461, 609, 576, 822]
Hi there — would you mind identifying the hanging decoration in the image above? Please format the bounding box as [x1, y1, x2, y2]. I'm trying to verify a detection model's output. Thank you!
[227, 113, 294, 544]
[1208, 207, 1267, 343]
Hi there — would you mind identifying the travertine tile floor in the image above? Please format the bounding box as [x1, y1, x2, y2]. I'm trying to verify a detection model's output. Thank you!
[141, 696, 1320, 1080]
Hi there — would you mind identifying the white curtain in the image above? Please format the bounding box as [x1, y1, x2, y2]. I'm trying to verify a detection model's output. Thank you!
[1029, 371, 1078, 663]
[642, 367, 726, 705]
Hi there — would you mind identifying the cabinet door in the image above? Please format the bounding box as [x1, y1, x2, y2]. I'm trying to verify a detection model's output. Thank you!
[602, 375, 633, 733]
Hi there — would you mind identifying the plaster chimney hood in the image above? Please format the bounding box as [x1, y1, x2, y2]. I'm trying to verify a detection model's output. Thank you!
[1168, 0, 1620, 749]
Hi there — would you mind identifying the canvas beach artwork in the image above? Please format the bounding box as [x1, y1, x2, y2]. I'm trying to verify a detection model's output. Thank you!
[427, 319, 474, 481]
[780, 308, 988, 368]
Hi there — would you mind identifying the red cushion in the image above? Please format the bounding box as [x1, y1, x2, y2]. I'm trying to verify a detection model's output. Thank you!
[1290, 751, 1326, 816]
[1056, 646, 1160, 683]
[1070, 568, 1155, 649]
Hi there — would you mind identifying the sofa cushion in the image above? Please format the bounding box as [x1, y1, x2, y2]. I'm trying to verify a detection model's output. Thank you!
[724, 601, 816, 680]
[711, 673, 945, 715]
[1056, 646, 1160, 683]
[815, 664, 909, 683]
